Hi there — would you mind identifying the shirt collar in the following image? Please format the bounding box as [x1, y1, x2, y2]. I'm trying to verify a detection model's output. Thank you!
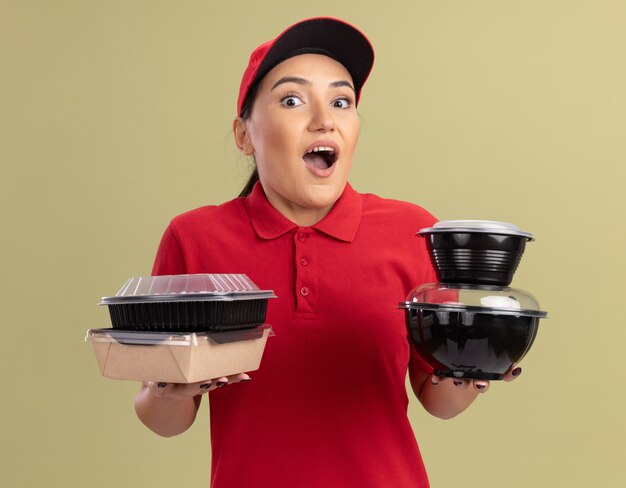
[244, 181, 362, 242]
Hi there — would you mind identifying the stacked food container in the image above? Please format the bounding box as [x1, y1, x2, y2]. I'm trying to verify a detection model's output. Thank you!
[86, 274, 276, 383]
[399, 221, 547, 380]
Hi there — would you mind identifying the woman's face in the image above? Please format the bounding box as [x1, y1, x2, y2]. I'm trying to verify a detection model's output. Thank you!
[240, 54, 360, 225]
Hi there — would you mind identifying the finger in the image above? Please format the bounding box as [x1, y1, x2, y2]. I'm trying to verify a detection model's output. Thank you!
[146, 381, 173, 397]
[473, 380, 490, 393]
[451, 378, 470, 390]
[502, 364, 523, 382]
[187, 373, 253, 396]
[147, 381, 210, 398]
[185, 380, 214, 395]
[175, 381, 219, 397]
[226, 372, 252, 384]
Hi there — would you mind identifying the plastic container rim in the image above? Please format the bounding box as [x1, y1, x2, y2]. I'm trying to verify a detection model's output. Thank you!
[99, 291, 277, 306]
[398, 302, 548, 318]
[85, 325, 275, 346]
[417, 220, 534, 240]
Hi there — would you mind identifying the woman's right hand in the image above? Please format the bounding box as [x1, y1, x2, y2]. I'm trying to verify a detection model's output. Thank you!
[135, 373, 251, 437]
[143, 372, 252, 399]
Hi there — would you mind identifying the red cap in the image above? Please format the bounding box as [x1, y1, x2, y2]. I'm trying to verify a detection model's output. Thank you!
[237, 17, 375, 116]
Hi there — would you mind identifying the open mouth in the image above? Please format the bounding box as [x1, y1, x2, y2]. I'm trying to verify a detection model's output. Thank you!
[302, 145, 338, 170]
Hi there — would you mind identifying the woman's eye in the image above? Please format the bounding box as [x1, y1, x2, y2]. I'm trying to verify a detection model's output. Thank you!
[332, 98, 351, 109]
[281, 96, 303, 107]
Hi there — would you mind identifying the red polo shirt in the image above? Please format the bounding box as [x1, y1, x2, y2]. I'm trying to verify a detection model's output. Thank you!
[152, 182, 437, 487]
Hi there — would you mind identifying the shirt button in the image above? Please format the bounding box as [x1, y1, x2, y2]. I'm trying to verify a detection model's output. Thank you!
[299, 258, 308, 266]
[297, 232, 308, 242]
[300, 287, 310, 296]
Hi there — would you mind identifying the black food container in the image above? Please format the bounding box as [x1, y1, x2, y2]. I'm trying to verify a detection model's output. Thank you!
[99, 274, 276, 332]
[418, 220, 534, 286]
[400, 283, 547, 380]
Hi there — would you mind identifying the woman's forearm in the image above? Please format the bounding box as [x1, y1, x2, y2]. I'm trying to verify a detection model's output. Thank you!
[134, 383, 201, 437]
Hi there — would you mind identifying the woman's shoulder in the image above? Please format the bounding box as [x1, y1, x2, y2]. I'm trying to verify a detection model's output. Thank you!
[168, 196, 246, 231]
[358, 191, 437, 227]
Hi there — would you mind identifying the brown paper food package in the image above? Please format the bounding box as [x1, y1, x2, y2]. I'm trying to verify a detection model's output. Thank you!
[86, 326, 273, 383]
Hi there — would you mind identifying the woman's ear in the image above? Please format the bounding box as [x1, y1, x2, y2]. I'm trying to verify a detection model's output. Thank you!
[233, 117, 253, 155]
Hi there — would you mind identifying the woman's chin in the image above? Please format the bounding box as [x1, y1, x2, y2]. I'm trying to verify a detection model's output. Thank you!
[304, 183, 346, 208]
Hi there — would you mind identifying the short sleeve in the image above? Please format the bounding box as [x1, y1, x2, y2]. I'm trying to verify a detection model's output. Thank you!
[151, 225, 187, 276]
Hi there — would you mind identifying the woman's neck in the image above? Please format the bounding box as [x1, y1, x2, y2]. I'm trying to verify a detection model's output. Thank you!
[263, 188, 336, 226]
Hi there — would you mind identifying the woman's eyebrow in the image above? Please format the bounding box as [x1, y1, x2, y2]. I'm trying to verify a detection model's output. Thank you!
[271, 77, 356, 92]
[330, 80, 355, 92]
[271, 76, 310, 90]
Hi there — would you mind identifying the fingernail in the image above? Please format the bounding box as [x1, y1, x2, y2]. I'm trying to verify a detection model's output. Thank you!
[157, 382, 166, 389]
[200, 383, 212, 389]
[431, 378, 439, 386]
[216, 381, 228, 388]
[453, 380, 464, 387]
[512, 367, 522, 377]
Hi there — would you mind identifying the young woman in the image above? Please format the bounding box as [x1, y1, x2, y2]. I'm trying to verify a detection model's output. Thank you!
[134, 17, 520, 487]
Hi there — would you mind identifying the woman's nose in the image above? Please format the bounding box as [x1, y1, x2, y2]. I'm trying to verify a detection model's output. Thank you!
[308, 102, 335, 132]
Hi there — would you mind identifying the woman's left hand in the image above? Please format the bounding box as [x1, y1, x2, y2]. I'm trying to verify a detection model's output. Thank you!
[430, 363, 523, 394]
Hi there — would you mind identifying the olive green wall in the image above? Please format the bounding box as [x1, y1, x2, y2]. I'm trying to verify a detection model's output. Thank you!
[2, 1, 624, 486]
